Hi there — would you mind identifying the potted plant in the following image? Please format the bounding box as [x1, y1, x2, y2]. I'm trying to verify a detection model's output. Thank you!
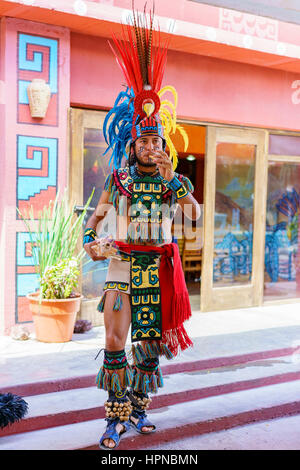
[17, 188, 94, 343]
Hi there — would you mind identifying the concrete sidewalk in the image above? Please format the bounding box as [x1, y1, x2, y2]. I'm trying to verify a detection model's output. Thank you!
[1, 300, 300, 389]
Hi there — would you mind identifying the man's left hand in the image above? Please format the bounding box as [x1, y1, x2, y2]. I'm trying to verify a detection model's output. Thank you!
[150, 150, 175, 181]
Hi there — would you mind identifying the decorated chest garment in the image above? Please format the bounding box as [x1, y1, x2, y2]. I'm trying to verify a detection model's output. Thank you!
[130, 176, 163, 244]
[104, 165, 192, 245]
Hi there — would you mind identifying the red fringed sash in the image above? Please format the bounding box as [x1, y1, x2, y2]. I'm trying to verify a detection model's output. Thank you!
[115, 241, 193, 356]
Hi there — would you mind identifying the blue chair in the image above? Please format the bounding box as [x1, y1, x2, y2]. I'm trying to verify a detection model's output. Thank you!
[213, 231, 252, 282]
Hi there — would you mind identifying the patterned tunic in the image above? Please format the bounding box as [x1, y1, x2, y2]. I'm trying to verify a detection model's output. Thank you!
[103, 164, 194, 245]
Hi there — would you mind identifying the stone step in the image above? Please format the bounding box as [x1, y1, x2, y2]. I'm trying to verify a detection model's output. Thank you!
[143, 414, 300, 450]
[2, 345, 298, 397]
[1, 379, 300, 450]
[1, 349, 300, 438]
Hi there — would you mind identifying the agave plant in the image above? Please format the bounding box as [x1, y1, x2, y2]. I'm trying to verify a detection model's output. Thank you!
[17, 188, 94, 300]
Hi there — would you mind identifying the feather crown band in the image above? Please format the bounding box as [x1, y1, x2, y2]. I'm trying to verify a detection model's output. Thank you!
[103, 1, 189, 170]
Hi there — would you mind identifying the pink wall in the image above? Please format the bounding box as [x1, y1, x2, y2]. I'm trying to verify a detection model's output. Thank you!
[70, 30, 300, 299]
[70, 32, 300, 132]
[1, 17, 300, 335]
[0, 18, 70, 335]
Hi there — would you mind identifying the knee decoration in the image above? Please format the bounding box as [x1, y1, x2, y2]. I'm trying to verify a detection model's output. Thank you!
[104, 388, 132, 422]
[97, 290, 123, 313]
[96, 349, 133, 392]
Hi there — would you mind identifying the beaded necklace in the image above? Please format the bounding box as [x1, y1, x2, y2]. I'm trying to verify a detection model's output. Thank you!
[126, 163, 164, 244]
[130, 162, 161, 181]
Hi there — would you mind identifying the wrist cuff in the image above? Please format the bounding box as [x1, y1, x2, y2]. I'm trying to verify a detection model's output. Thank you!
[83, 228, 97, 246]
[165, 176, 189, 199]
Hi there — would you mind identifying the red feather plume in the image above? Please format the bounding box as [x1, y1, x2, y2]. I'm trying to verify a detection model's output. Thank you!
[109, 0, 170, 95]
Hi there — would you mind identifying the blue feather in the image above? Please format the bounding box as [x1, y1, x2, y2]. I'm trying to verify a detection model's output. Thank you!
[103, 87, 135, 169]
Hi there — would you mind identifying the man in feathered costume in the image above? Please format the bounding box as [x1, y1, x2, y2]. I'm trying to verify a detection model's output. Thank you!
[83, 2, 200, 449]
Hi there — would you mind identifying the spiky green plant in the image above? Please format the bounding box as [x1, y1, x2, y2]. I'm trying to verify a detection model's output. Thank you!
[40, 257, 80, 299]
[17, 188, 94, 300]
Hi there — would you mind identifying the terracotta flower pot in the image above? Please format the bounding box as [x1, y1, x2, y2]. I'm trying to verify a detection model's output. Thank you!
[27, 292, 83, 343]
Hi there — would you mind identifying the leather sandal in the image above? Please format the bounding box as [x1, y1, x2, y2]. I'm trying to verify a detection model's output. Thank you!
[99, 417, 130, 450]
[129, 409, 156, 434]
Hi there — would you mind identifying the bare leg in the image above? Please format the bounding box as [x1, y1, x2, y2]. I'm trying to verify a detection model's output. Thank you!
[130, 340, 157, 433]
[104, 290, 131, 351]
[102, 290, 131, 449]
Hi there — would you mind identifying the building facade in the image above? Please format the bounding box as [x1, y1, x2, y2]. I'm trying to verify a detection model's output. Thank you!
[1, 0, 300, 335]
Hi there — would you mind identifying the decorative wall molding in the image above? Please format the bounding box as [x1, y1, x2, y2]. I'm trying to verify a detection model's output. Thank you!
[18, 33, 59, 125]
[15, 232, 39, 323]
[0, 17, 70, 334]
[17, 135, 58, 218]
[219, 8, 278, 40]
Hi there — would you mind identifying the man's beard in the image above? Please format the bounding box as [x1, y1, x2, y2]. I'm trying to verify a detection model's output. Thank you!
[134, 152, 157, 168]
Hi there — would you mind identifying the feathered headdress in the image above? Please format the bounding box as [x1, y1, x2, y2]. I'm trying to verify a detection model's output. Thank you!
[103, 0, 188, 170]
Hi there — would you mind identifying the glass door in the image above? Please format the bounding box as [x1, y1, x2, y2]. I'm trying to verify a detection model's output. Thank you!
[201, 126, 267, 311]
[69, 108, 112, 324]
[264, 134, 300, 302]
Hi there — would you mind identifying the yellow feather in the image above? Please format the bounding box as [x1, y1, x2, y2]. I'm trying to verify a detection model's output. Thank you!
[160, 100, 176, 115]
[176, 124, 189, 152]
[158, 85, 187, 169]
[165, 135, 178, 170]
[159, 109, 176, 134]
[160, 108, 173, 126]
[158, 86, 178, 108]
[159, 86, 180, 134]
[159, 113, 172, 135]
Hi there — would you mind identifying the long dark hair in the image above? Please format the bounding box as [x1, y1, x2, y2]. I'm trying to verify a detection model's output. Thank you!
[128, 142, 137, 167]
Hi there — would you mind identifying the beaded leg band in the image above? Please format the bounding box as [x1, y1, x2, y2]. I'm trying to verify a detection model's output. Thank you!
[131, 357, 163, 394]
[130, 341, 172, 394]
[131, 341, 173, 363]
[104, 388, 133, 422]
[96, 349, 133, 392]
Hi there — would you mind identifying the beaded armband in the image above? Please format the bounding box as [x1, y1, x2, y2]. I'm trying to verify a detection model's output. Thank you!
[83, 228, 97, 246]
[165, 175, 189, 200]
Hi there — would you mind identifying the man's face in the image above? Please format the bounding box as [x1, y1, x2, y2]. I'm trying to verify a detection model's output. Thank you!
[134, 135, 163, 167]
